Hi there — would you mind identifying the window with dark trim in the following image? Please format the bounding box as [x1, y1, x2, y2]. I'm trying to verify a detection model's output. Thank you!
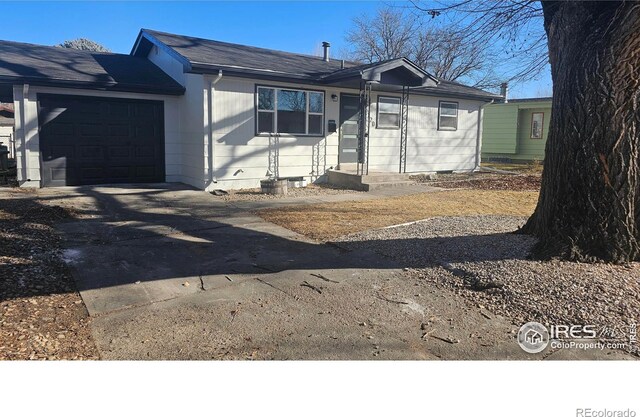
[376, 96, 401, 128]
[438, 101, 458, 131]
[530, 112, 544, 139]
[256, 86, 324, 135]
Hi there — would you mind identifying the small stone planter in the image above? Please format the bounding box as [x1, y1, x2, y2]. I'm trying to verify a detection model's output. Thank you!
[260, 179, 288, 195]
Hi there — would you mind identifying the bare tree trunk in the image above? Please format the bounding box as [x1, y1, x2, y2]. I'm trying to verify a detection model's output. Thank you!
[521, 1, 640, 263]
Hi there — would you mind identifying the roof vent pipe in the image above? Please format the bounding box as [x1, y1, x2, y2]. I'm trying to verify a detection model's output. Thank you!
[340, 59, 345, 69]
[500, 82, 509, 103]
[322, 41, 330, 62]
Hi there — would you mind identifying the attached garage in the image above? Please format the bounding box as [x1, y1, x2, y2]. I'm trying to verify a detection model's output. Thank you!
[38, 94, 165, 186]
[0, 39, 184, 188]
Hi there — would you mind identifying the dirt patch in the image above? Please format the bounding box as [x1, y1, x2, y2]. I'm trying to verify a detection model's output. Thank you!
[217, 183, 360, 202]
[431, 175, 541, 191]
[0, 191, 99, 360]
[257, 189, 538, 241]
[482, 161, 544, 174]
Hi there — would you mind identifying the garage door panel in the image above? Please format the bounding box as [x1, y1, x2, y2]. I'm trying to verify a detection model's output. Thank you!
[135, 166, 156, 178]
[78, 123, 104, 137]
[44, 145, 75, 161]
[107, 103, 131, 118]
[79, 166, 105, 181]
[108, 146, 131, 158]
[107, 166, 132, 179]
[79, 145, 103, 158]
[77, 102, 101, 115]
[50, 122, 75, 136]
[50, 168, 67, 181]
[39, 94, 164, 187]
[108, 124, 130, 137]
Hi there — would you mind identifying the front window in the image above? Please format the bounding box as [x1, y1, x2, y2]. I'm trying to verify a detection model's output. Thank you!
[377, 96, 401, 128]
[530, 112, 544, 139]
[438, 101, 458, 131]
[256, 86, 324, 135]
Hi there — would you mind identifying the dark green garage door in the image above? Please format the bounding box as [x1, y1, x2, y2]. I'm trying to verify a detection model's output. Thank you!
[38, 94, 165, 187]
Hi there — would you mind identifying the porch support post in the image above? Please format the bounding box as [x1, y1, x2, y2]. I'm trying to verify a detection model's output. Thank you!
[357, 80, 372, 176]
[399, 86, 409, 174]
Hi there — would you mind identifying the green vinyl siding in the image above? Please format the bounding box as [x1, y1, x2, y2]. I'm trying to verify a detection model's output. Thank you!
[482, 99, 552, 162]
[482, 104, 518, 154]
[515, 108, 550, 161]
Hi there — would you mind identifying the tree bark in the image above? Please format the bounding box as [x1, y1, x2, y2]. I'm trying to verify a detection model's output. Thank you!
[521, 1, 640, 263]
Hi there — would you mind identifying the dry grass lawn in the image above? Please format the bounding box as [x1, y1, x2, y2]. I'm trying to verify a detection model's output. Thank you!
[481, 161, 544, 174]
[257, 189, 539, 241]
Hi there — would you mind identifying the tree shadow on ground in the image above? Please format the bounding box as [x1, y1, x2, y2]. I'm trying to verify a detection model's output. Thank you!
[0, 184, 533, 302]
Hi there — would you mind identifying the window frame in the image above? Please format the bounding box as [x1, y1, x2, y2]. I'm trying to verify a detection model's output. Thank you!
[438, 101, 459, 131]
[376, 95, 402, 129]
[530, 112, 544, 139]
[255, 85, 325, 136]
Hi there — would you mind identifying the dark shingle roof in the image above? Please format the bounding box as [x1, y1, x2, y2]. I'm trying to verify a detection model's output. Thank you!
[138, 29, 358, 79]
[498, 97, 552, 103]
[0, 39, 184, 95]
[135, 29, 499, 101]
[413, 80, 502, 101]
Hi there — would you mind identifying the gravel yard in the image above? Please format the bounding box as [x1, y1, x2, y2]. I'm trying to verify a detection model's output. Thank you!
[0, 190, 99, 360]
[335, 215, 640, 353]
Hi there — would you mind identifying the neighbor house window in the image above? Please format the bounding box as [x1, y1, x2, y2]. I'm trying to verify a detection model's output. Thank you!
[256, 86, 324, 135]
[531, 112, 544, 139]
[438, 101, 458, 131]
[377, 96, 401, 128]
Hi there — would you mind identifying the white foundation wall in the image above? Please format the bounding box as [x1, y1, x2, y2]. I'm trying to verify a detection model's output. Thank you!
[207, 76, 340, 190]
[12, 85, 182, 187]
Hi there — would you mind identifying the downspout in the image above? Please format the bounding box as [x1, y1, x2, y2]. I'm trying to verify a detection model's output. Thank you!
[207, 70, 223, 187]
[474, 99, 494, 171]
[19, 84, 29, 184]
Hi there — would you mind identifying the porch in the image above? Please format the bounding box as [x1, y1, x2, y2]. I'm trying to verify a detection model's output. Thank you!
[327, 169, 414, 191]
[324, 58, 437, 191]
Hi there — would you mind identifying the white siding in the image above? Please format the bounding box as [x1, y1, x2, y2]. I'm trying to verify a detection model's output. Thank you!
[207, 77, 485, 189]
[179, 74, 206, 189]
[146, 44, 206, 189]
[404, 95, 481, 173]
[364, 92, 482, 173]
[208, 76, 340, 190]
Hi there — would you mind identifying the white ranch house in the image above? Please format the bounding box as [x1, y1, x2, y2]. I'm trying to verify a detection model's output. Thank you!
[0, 29, 499, 190]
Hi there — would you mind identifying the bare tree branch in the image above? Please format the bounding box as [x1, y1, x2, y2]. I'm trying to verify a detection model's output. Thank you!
[344, 6, 504, 89]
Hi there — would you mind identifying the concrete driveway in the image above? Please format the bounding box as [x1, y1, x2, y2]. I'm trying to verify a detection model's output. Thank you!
[43, 183, 389, 316]
[38, 184, 634, 360]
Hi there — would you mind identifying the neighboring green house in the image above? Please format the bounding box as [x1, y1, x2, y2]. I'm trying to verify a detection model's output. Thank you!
[482, 97, 552, 162]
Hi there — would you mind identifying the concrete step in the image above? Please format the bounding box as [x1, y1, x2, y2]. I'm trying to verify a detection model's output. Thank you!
[327, 169, 415, 191]
[361, 173, 411, 183]
[363, 181, 415, 191]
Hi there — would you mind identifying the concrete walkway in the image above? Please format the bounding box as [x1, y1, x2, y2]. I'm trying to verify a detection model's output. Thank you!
[37, 183, 635, 360]
[223, 183, 440, 211]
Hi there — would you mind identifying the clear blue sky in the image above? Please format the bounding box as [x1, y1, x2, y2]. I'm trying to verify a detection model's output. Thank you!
[1, 1, 551, 98]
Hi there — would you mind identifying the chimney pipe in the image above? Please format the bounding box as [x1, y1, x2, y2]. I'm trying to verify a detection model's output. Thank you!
[500, 82, 509, 103]
[322, 41, 330, 62]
